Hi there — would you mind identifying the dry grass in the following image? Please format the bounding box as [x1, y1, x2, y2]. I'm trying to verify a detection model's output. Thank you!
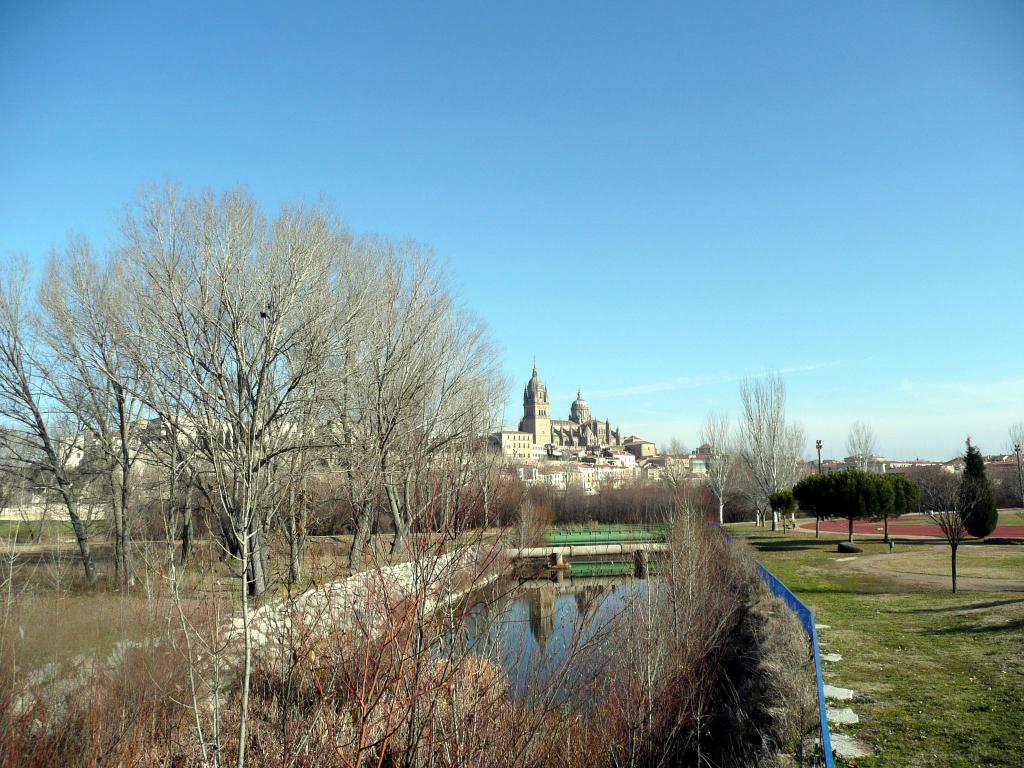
[0, 521, 820, 767]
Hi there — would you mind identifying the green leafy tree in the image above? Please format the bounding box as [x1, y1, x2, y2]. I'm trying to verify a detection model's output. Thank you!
[874, 473, 896, 542]
[769, 489, 797, 522]
[960, 439, 998, 538]
[844, 470, 878, 541]
[792, 473, 828, 535]
[880, 473, 919, 543]
[793, 469, 904, 542]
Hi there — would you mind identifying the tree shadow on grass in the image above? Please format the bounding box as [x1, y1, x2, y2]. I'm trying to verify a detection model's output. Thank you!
[747, 539, 837, 552]
[895, 598, 1024, 614]
[922, 617, 1024, 635]
[790, 586, 895, 597]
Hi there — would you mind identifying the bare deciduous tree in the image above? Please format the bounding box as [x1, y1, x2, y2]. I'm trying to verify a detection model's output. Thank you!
[846, 420, 878, 471]
[1009, 421, 1024, 508]
[340, 247, 503, 563]
[41, 241, 145, 587]
[700, 411, 737, 526]
[663, 437, 688, 457]
[917, 465, 977, 593]
[118, 186, 368, 768]
[122, 187, 362, 596]
[0, 257, 97, 582]
[738, 373, 805, 530]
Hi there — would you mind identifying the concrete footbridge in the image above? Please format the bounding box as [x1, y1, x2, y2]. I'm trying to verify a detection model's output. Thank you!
[505, 524, 668, 577]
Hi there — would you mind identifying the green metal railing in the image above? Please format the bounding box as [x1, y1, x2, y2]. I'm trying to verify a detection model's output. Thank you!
[567, 558, 661, 577]
[544, 524, 668, 546]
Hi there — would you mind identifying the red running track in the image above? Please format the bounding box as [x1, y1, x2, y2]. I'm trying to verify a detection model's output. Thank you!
[796, 517, 1024, 539]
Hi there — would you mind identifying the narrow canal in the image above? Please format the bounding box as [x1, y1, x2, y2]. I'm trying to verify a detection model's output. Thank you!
[457, 565, 656, 700]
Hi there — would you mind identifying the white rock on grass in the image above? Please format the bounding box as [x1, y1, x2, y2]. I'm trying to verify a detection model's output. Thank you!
[827, 707, 859, 725]
[830, 732, 873, 759]
[815, 623, 830, 630]
[823, 684, 854, 701]
[822, 652, 843, 662]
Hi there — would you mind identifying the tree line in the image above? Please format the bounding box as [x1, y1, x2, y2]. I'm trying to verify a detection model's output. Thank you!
[788, 470, 916, 541]
[0, 185, 507, 596]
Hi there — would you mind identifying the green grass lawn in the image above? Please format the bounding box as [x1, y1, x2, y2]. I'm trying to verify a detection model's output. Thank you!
[727, 522, 1024, 768]
[0, 518, 108, 541]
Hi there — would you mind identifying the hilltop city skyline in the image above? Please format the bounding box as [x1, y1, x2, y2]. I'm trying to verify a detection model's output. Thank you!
[499, 361, 1019, 463]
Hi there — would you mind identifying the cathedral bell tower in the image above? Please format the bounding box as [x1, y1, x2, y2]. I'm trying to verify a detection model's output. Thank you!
[518, 365, 551, 446]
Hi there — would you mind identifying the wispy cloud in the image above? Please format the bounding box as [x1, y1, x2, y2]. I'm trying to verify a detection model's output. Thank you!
[582, 361, 846, 399]
[896, 377, 1024, 410]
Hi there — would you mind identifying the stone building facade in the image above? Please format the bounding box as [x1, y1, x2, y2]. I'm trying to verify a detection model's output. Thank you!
[517, 366, 622, 449]
[496, 430, 534, 460]
[518, 367, 552, 446]
[622, 436, 657, 461]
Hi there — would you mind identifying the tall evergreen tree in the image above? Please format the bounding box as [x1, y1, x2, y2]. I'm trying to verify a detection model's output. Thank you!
[960, 438, 998, 538]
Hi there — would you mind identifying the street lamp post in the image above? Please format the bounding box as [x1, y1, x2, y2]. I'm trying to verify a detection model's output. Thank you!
[1015, 443, 1023, 510]
[815, 439, 823, 538]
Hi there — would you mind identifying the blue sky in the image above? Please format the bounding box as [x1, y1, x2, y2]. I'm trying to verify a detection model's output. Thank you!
[2, 1, 1022, 459]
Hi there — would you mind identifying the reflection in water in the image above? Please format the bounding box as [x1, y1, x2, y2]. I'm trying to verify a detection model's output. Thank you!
[527, 586, 556, 650]
[459, 573, 652, 700]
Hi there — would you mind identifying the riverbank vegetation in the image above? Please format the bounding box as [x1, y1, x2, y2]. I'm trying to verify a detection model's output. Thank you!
[1, 509, 819, 767]
[530, 482, 714, 526]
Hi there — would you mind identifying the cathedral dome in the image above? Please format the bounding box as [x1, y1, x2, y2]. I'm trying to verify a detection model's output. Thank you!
[570, 390, 592, 424]
[524, 366, 547, 405]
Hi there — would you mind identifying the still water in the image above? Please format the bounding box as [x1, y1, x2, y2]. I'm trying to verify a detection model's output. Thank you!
[457, 572, 655, 699]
